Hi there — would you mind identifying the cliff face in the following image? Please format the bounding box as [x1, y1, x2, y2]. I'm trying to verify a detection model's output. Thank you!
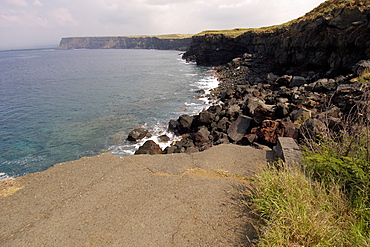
[58, 36, 192, 51]
[183, 0, 370, 74]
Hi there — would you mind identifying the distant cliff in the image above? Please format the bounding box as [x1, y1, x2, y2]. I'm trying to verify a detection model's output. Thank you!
[183, 0, 370, 75]
[58, 35, 192, 51]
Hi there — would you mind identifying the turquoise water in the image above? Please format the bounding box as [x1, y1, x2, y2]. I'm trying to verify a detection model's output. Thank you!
[0, 49, 216, 177]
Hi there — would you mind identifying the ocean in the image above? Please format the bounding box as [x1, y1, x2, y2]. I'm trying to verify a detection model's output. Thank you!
[0, 49, 217, 178]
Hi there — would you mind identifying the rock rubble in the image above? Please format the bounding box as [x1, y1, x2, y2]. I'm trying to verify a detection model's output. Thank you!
[134, 55, 369, 155]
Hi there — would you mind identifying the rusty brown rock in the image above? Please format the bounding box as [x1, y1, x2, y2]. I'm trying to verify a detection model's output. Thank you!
[256, 120, 285, 145]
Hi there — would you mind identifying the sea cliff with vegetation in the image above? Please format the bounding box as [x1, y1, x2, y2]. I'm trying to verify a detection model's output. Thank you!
[58, 34, 192, 51]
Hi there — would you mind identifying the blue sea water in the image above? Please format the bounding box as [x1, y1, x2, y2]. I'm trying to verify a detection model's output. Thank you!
[0, 49, 217, 178]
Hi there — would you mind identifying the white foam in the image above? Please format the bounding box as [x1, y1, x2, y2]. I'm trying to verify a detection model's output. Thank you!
[109, 67, 219, 157]
[109, 122, 182, 157]
[0, 172, 10, 180]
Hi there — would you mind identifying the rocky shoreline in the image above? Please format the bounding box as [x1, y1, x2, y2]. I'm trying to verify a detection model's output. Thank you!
[130, 54, 370, 155]
[130, 0, 370, 155]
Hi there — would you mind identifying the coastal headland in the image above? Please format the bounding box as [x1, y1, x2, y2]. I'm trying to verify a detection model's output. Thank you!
[2, 0, 370, 245]
[58, 34, 193, 51]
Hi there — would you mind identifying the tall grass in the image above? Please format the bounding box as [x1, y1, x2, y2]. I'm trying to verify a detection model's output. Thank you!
[252, 164, 365, 246]
[303, 92, 370, 236]
[251, 91, 370, 245]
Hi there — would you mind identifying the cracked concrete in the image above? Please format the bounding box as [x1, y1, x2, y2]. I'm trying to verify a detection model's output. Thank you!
[0, 144, 268, 246]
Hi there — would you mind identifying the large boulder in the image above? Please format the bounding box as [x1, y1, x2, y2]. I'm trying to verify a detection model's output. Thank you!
[245, 97, 274, 116]
[293, 107, 312, 124]
[274, 102, 290, 119]
[217, 117, 231, 132]
[135, 140, 163, 155]
[226, 104, 241, 119]
[314, 78, 337, 92]
[336, 83, 365, 94]
[280, 118, 298, 139]
[227, 115, 253, 142]
[352, 60, 370, 76]
[289, 76, 306, 87]
[168, 119, 179, 133]
[177, 115, 194, 134]
[127, 125, 149, 142]
[253, 105, 274, 124]
[255, 120, 285, 146]
[328, 7, 363, 30]
[198, 111, 215, 125]
[157, 135, 170, 143]
[275, 75, 292, 86]
[192, 127, 210, 146]
[299, 118, 328, 142]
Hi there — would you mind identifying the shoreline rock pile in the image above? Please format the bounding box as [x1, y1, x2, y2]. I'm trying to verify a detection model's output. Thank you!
[132, 54, 370, 155]
[129, 1, 370, 155]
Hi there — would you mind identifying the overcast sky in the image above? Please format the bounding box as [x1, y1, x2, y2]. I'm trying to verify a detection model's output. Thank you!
[0, 0, 324, 50]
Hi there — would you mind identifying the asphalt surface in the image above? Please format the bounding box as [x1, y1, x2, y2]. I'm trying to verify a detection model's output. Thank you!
[0, 144, 270, 246]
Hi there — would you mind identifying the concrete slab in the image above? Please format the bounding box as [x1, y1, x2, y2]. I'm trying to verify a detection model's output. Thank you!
[275, 137, 303, 166]
[0, 144, 268, 246]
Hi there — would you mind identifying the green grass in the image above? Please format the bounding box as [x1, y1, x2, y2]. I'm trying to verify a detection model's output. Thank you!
[65, 34, 194, 40]
[252, 164, 365, 246]
[195, 0, 370, 38]
[133, 34, 193, 39]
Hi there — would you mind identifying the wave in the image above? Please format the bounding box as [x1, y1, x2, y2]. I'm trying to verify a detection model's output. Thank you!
[109, 70, 219, 157]
[0, 154, 46, 179]
[0, 173, 9, 180]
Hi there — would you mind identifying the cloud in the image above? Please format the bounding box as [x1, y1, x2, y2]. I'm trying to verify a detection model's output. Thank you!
[48, 8, 78, 27]
[0, 0, 325, 50]
[33, 0, 43, 7]
[218, 0, 254, 9]
[5, 0, 28, 7]
[0, 13, 22, 26]
[0, 9, 51, 28]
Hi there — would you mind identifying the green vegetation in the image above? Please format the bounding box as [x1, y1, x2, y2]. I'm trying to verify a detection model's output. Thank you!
[306, 0, 370, 19]
[251, 95, 370, 246]
[65, 34, 193, 40]
[123, 34, 193, 39]
[358, 73, 370, 83]
[152, 34, 193, 39]
[252, 165, 363, 246]
[302, 108, 370, 238]
[195, 0, 370, 38]
[195, 28, 257, 38]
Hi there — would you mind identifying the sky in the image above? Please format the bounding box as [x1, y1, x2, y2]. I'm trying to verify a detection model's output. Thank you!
[0, 0, 325, 50]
